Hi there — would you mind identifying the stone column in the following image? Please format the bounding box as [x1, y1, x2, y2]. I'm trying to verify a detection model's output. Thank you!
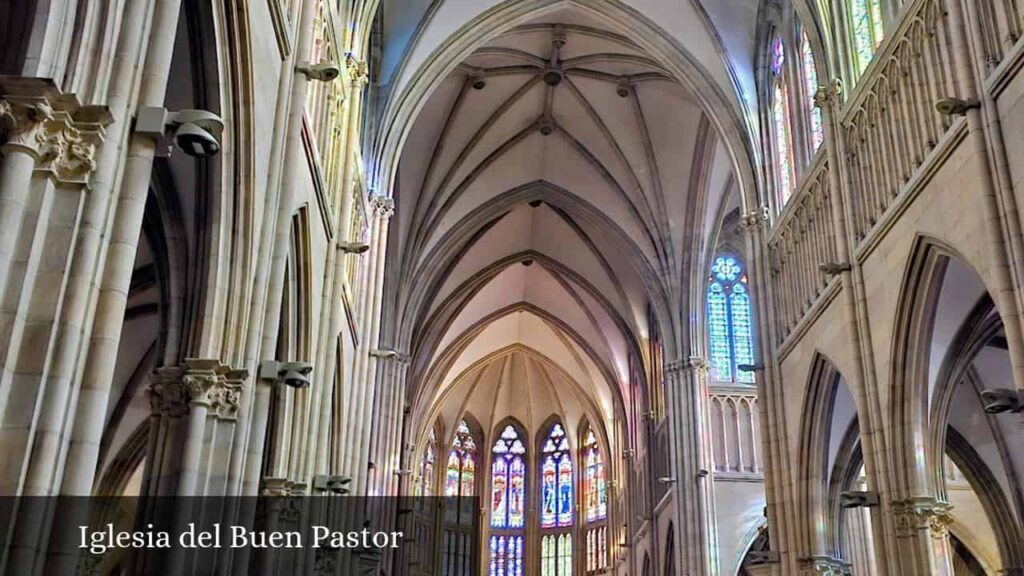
[663, 356, 715, 576]
[62, 0, 185, 496]
[814, 79, 896, 573]
[346, 194, 393, 495]
[0, 87, 53, 292]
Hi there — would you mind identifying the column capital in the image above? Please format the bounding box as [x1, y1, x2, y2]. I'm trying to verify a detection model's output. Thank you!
[740, 207, 770, 231]
[0, 97, 53, 156]
[813, 79, 843, 108]
[370, 195, 395, 220]
[665, 356, 709, 375]
[891, 496, 953, 538]
[149, 360, 248, 419]
[34, 112, 105, 184]
[346, 54, 369, 87]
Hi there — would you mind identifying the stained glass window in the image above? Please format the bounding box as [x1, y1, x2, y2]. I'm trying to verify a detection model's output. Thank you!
[851, 0, 884, 73]
[770, 36, 795, 205]
[446, 420, 477, 498]
[491, 425, 526, 529]
[586, 526, 608, 573]
[540, 422, 573, 529]
[802, 32, 824, 151]
[583, 428, 607, 523]
[708, 255, 755, 384]
[419, 428, 436, 496]
[489, 535, 523, 576]
[541, 534, 573, 576]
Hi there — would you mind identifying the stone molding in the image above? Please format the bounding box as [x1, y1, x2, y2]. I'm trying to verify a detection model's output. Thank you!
[148, 359, 249, 420]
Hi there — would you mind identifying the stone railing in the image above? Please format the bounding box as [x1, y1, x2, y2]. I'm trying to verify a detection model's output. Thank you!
[841, 0, 959, 243]
[708, 385, 761, 477]
[973, 0, 1022, 73]
[768, 157, 838, 344]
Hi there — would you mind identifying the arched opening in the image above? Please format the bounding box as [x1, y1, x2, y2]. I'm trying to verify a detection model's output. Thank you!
[890, 239, 1024, 573]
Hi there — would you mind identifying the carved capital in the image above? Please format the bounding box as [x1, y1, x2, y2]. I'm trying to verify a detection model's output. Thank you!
[149, 367, 190, 417]
[813, 79, 843, 108]
[346, 54, 369, 86]
[891, 497, 953, 538]
[740, 207, 770, 230]
[0, 97, 53, 155]
[370, 195, 395, 220]
[150, 360, 246, 419]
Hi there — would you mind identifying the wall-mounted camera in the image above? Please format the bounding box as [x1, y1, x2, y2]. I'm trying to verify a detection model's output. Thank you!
[135, 107, 225, 158]
[296, 61, 342, 82]
[259, 360, 314, 388]
[980, 388, 1023, 414]
[839, 490, 879, 509]
[313, 474, 351, 495]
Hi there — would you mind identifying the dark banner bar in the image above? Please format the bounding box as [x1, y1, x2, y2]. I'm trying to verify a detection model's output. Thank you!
[0, 496, 479, 576]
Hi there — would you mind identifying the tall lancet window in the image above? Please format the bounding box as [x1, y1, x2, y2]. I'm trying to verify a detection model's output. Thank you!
[418, 428, 437, 496]
[583, 426, 608, 574]
[770, 36, 795, 205]
[850, 0, 884, 74]
[540, 421, 572, 576]
[490, 424, 526, 576]
[443, 420, 477, 576]
[801, 32, 824, 152]
[707, 254, 755, 384]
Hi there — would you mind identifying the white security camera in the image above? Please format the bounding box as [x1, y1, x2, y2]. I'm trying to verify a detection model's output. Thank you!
[980, 389, 1023, 414]
[369, 349, 397, 359]
[338, 241, 370, 254]
[935, 97, 980, 117]
[839, 490, 879, 509]
[296, 61, 342, 82]
[280, 361, 313, 388]
[747, 551, 780, 565]
[135, 107, 224, 158]
[657, 477, 677, 485]
[258, 360, 313, 388]
[313, 474, 351, 494]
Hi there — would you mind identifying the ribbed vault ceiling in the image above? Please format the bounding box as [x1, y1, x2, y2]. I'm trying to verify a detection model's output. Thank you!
[390, 7, 738, 445]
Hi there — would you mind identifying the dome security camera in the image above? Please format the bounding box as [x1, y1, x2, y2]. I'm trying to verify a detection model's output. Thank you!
[280, 361, 313, 388]
[174, 122, 220, 157]
[980, 389, 1023, 414]
[935, 97, 980, 117]
[296, 61, 342, 82]
[135, 108, 224, 158]
[168, 110, 223, 158]
[839, 490, 879, 509]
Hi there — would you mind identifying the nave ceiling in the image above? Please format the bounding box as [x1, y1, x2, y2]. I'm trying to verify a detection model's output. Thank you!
[382, 6, 743, 449]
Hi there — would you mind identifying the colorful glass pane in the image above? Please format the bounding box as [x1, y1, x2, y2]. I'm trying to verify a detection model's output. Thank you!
[774, 82, 794, 204]
[708, 282, 732, 382]
[583, 428, 607, 523]
[559, 534, 572, 576]
[420, 428, 436, 496]
[447, 419, 476, 498]
[770, 36, 785, 77]
[492, 424, 526, 529]
[707, 256, 757, 384]
[802, 32, 824, 151]
[539, 421, 573, 528]
[489, 534, 525, 576]
[851, 0, 884, 73]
